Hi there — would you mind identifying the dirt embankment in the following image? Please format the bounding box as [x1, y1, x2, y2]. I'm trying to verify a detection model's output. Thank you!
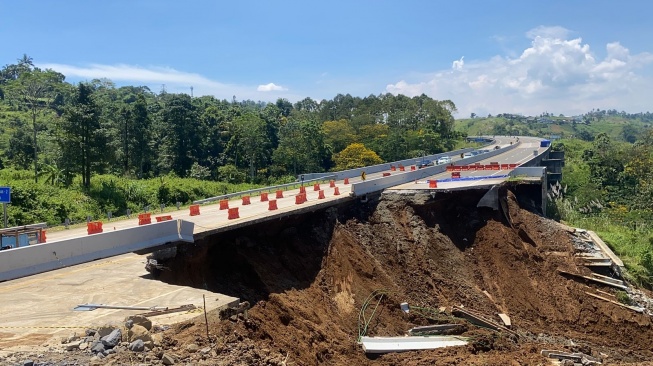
[138, 188, 653, 365]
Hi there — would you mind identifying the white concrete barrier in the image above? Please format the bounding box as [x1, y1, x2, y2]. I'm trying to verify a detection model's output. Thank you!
[351, 141, 521, 196]
[0, 219, 194, 282]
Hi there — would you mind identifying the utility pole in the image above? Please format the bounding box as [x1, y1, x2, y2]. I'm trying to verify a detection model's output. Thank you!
[190, 86, 193, 98]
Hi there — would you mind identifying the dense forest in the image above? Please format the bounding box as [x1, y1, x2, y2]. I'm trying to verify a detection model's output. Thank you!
[0, 55, 461, 185]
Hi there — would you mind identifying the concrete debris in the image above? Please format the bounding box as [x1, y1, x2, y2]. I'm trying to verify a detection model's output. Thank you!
[360, 335, 468, 354]
[22, 360, 34, 366]
[90, 341, 105, 354]
[186, 343, 200, 353]
[126, 314, 153, 331]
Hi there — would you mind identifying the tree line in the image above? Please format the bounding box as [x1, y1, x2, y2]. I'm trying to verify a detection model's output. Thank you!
[0, 55, 462, 187]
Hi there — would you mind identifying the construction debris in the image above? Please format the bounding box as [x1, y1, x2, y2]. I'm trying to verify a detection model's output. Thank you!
[74, 304, 168, 312]
[497, 313, 511, 328]
[585, 292, 645, 314]
[137, 304, 197, 317]
[541, 349, 602, 364]
[360, 335, 468, 354]
[452, 306, 518, 336]
[557, 270, 629, 291]
[407, 324, 463, 336]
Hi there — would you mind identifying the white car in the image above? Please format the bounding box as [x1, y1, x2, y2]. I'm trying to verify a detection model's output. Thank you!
[436, 156, 452, 165]
[462, 152, 474, 158]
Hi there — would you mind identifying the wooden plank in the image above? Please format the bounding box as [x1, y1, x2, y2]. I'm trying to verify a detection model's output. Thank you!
[585, 292, 645, 313]
[587, 230, 624, 267]
[558, 269, 629, 290]
[497, 313, 511, 327]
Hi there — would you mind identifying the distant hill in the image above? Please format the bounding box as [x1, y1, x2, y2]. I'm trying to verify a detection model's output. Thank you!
[455, 112, 652, 142]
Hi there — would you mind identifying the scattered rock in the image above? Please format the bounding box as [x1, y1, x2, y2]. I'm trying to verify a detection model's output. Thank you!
[97, 325, 116, 338]
[162, 353, 175, 365]
[129, 339, 145, 352]
[128, 324, 152, 343]
[90, 341, 105, 354]
[67, 334, 80, 343]
[22, 360, 34, 366]
[86, 328, 97, 337]
[186, 343, 199, 353]
[126, 314, 153, 331]
[200, 346, 211, 354]
[65, 340, 81, 351]
[79, 341, 88, 350]
[101, 328, 122, 348]
[125, 319, 134, 329]
[143, 340, 154, 350]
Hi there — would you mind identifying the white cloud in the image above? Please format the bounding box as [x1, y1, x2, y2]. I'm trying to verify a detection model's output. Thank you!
[386, 26, 653, 117]
[257, 82, 287, 92]
[452, 56, 464, 70]
[38, 63, 298, 101]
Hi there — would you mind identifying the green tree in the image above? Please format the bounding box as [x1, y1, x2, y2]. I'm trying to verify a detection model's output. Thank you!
[59, 83, 103, 188]
[5, 68, 64, 182]
[273, 119, 331, 175]
[226, 112, 270, 181]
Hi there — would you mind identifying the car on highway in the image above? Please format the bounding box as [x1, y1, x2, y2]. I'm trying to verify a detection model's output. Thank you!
[462, 152, 474, 158]
[436, 156, 452, 165]
[417, 159, 434, 168]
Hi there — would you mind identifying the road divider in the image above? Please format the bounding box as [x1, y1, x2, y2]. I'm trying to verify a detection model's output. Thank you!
[260, 192, 269, 202]
[219, 200, 229, 210]
[228, 207, 240, 220]
[268, 200, 278, 210]
[87, 221, 103, 235]
[138, 213, 151, 225]
[155, 215, 172, 222]
[242, 196, 251, 205]
[189, 204, 200, 216]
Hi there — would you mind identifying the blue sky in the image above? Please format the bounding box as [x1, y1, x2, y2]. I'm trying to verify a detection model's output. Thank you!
[2, 0, 652, 117]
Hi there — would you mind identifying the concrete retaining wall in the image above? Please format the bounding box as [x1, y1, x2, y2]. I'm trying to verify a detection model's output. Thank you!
[351, 141, 520, 196]
[0, 219, 194, 282]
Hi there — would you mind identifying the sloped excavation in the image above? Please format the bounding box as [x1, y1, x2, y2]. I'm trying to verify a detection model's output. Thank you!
[144, 187, 653, 365]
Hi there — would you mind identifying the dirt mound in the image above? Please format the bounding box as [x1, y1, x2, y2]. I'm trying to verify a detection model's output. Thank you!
[108, 188, 653, 365]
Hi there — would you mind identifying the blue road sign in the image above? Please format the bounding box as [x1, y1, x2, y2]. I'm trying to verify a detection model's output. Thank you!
[0, 187, 10, 203]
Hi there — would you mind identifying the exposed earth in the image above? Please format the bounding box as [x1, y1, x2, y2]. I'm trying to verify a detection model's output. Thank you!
[3, 187, 653, 365]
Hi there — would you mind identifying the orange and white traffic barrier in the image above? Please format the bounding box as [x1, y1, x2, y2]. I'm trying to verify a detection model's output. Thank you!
[138, 213, 152, 225]
[411, 166, 416, 171]
[429, 180, 437, 188]
[329, 180, 336, 188]
[383, 172, 391, 177]
[242, 196, 251, 205]
[344, 178, 350, 185]
[295, 193, 307, 204]
[260, 192, 269, 202]
[313, 183, 320, 191]
[87, 221, 103, 235]
[390, 165, 396, 171]
[276, 190, 284, 198]
[40, 230, 47, 243]
[399, 165, 405, 171]
[190, 204, 200, 216]
[318, 190, 325, 199]
[268, 200, 278, 210]
[155, 215, 173, 222]
[334, 187, 340, 196]
[227, 207, 239, 220]
[219, 200, 229, 210]
[299, 186, 306, 194]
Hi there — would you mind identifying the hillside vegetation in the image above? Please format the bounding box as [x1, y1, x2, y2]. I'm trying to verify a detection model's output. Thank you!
[455, 111, 652, 142]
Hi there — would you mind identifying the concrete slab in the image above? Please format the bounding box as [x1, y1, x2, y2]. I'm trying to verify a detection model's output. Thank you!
[0, 252, 239, 350]
[587, 230, 624, 268]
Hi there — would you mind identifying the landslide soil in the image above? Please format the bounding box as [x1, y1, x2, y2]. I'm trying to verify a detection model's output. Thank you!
[81, 189, 653, 364]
